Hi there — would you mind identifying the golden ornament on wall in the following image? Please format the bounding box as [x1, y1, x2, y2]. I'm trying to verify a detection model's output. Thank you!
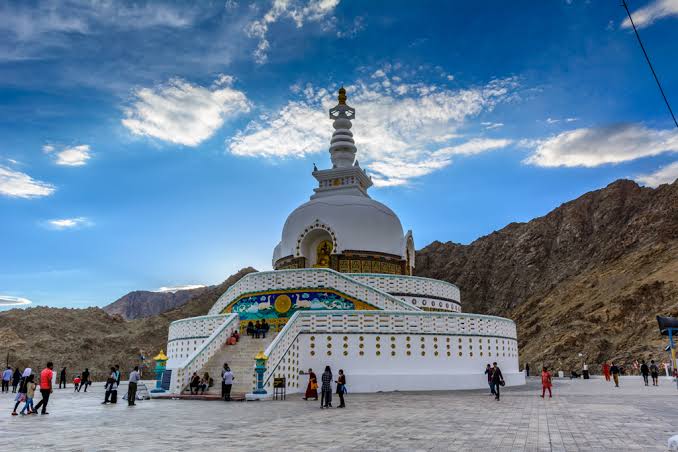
[274, 294, 292, 314]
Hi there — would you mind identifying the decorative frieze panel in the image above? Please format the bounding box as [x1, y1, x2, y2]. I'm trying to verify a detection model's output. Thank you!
[208, 268, 419, 316]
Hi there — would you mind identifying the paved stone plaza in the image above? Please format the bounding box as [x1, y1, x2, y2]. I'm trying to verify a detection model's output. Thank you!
[2, 377, 677, 451]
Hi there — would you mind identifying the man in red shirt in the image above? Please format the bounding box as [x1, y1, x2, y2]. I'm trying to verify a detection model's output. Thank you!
[33, 361, 54, 415]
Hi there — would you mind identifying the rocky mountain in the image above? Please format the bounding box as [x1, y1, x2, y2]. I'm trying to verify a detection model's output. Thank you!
[103, 286, 209, 320]
[2, 178, 676, 380]
[0, 268, 256, 381]
[416, 179, 678, 372]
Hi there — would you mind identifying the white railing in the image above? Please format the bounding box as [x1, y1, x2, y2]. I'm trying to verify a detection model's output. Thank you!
[207, 268, 420, 315]
[169, 313, 240, 393]
[261, 310, 517, 390]
[350, 274, 461, 303]
[168, 314, 234, 342]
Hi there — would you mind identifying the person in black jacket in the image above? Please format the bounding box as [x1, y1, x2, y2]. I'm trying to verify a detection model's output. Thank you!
[335, 369, 346, 408]
[640, 360, 649, 386]
[59, 367, 67, 389]
[491, 362, 504, 401]
[12, 368, 22, 393]
[80, 368, 90, 392]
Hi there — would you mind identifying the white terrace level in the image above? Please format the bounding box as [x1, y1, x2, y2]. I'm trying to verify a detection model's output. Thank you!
[163, 88, 523, 395]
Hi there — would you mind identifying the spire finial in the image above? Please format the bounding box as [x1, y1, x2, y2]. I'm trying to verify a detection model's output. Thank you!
[338, 86, 347, 105]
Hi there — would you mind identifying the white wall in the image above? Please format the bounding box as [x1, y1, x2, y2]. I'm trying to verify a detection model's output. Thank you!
[267, 332, 521, 393]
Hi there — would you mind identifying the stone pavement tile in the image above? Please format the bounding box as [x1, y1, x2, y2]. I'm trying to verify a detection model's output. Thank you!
[2, 378, 677, 451]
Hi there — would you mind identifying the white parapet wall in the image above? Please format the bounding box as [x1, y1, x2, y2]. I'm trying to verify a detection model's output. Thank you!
[350, 274, 462, 312]
[167, 314, 233, 367]
[168, 313, 240, 393]
[261, 310, 523, 394]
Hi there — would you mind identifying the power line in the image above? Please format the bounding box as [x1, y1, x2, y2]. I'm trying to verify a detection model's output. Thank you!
[621, 0, 678, 129]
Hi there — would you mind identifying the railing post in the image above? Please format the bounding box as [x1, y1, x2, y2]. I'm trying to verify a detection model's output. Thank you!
[253, 351, 268, 394]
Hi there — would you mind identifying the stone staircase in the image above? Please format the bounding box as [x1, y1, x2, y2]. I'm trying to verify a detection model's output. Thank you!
[182, 333, 275, 396]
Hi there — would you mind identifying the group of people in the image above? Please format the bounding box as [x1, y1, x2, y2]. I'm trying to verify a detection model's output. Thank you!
[102, 364, 141, 406]
[602, 360, 661, 387]
[245, 320, 271, 338]
[2, 366, 23, 393]
[7, 362, 54, 415]
[302, 366, 346, 408]
[484, 362, 505, 400]
[189, 372, 213, 395]
[57, 367, 92, 392]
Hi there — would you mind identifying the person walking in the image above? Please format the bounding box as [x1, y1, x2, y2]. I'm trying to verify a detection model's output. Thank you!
[102, 367, 118, 404]
[303, 368, 318, 401]
[640, 360, 650, 386]
[11, 374, 28, 415]
[222, 366, 234, 401]
[221, 363, 229, 399]
[20, 374, 37, 415]
[81, 368, 90, 392]
[541, 366, 553, 398]
[59, 367, 67, 389]
[12, 367, 22, 393]
[602, 362, 611, 382]
[128, 366, 141, 406]
[320, 366, 333, 408]
[485, 364, 496, 396]
[610, 362, 620, 387]
[1, 366, 11, 392]
[115, 365, 121, 387]
[525, 363, 530, 378]
[335, 369, 346, 408]
[33, 362, 54, 415]
[491, 362, 504, 401]
[650, 360, 660, 386]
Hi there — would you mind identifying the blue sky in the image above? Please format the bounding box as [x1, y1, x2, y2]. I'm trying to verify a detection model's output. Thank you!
[1, 0, 677, 309]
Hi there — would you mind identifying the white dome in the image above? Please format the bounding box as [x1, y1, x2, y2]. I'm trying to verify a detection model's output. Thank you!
[273, 194, 406, 265]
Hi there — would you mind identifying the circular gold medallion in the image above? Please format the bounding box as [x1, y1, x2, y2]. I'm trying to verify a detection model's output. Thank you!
[274, 294, 292, 313]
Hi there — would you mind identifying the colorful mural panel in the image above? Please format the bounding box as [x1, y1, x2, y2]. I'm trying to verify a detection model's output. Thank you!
[227, 290, 377, 323]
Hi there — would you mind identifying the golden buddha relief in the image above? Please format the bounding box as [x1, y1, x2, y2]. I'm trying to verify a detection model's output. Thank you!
[313, 240, 333, 267]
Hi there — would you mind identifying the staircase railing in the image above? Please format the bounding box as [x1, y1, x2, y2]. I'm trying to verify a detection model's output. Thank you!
[260, 310, 518, 391]
[208, 268, 420, 316]
[169, 313, 240, 393]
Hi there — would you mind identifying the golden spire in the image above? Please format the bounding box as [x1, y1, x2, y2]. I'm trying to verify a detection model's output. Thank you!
[153, 349, 168, 361]
[338, 86, 347, 105]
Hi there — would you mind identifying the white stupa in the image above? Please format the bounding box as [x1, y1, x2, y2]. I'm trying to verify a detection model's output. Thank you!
[273, 87, 415, 275]
[163, 88, 523, 397]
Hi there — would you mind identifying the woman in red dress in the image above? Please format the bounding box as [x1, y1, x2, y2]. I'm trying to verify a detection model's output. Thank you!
[303, 368, 318, 400]
[541, 366, 552, 398]
[602, 362, 611, 382]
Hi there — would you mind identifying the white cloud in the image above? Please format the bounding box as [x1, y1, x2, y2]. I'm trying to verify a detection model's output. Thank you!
[525, 124, 678, 167]
[621, 0, 678, 29]
[44, 144, 92, 166]
[546, 117, 560, 124]
[122, 76, 250, 147]
[0, 295, 32, 307]
[46, 217, 92, 230]
[0, 166, 55, 198]
[481, 121, 504, 130]
[228, 75, 518, 186]
[155, 284, 206, 293]
[435, 138, 513, 157]
[246, 0, 340, 64]
[635, 161, 678, 187]
[0, 1, 199, 41]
